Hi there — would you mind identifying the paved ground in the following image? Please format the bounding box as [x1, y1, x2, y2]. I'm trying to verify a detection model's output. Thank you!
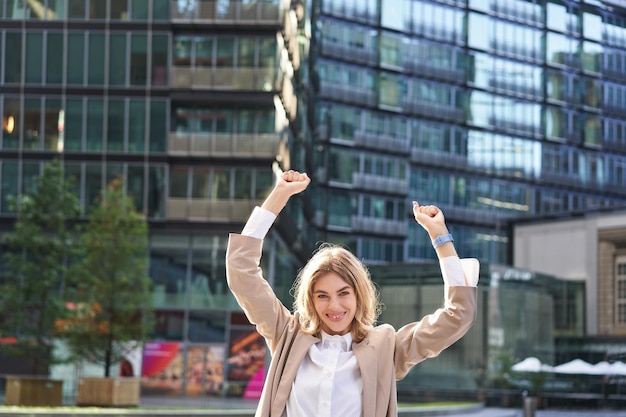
[441, 409, 626, 417]
[1, 395, 625, 417]
[138, 397, 626, 417]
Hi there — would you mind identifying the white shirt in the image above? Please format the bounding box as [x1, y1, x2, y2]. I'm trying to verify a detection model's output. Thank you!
[285, 331, 361, 417]
[240, 206, 477, 417]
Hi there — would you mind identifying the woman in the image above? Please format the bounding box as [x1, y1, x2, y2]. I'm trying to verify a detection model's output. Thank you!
[226, 170, 479, 417]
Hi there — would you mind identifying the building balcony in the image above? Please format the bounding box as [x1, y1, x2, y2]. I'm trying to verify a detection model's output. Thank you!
[167, 198, 262, 221]
[603, 67, 626, 82]
[488, 78, 542, 97]
[404, 61, 465, 84]
[490, 40, 542, 62]
[411, 24, 462, 44]
[488, 116, 541, 136]
[604, 104, 626, 116]
[323, 3, 378, 25]
[351, 215, 407, 237]
[354, 130, 409, 155]
[490, 1, 542, 25]
[401, 99, 465, 122]
[170, 0, 283, 25]
[171, 66, 277, 91]
[410, 148, 471, 171]
[438, 203, 515, 225]
[319, 82, 377, 106]
[351, 172, 409, 195]
[320, 42, 378, 66]
[168, 132, 280, 158]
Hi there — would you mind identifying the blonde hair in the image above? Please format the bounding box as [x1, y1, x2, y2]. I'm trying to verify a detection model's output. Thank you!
[292, 243, 382, 342]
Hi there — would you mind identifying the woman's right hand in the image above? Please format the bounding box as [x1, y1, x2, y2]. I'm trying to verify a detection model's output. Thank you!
[261, 170, 310, 215]
[276, 170, 310, 197]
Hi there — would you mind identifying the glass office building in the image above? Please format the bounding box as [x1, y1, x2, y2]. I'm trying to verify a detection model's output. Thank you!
[309, 0, 626, 266]
[0, 0, 307, 398]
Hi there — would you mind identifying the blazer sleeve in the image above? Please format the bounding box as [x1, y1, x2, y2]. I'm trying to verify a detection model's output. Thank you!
[393, 257, 479, 380]
[225, 233, 292, 354]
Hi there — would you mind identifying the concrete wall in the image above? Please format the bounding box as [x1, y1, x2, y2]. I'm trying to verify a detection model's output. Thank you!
[513, 210, 626, 336]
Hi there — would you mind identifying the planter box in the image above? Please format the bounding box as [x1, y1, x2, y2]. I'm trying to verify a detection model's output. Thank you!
[76, 377, 140, 407]
[4, 376, 63, 406]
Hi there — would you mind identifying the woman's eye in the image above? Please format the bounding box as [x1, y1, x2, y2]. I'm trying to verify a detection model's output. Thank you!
[340, 291, 350, 296]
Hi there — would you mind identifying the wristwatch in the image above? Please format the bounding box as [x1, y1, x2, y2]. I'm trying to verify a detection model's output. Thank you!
[432, 233, 454, 248]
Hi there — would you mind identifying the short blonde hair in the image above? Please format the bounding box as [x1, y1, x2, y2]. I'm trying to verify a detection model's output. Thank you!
[292, 243, 382, 343]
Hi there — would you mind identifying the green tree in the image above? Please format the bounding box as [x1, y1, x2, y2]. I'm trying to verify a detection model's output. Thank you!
[63, 177, 153, 377]
[0, 159, 81, 375]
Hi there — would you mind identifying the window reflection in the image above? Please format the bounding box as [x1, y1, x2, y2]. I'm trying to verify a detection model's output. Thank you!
[151, 234, 190, 309]
[583, 11, 603, 42]
[546, 32, 578, 67]
[189, 236, 229, 311]
[467, 130, 541, 179]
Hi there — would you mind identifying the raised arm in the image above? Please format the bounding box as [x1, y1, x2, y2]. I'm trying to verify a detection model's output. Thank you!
[392, 201, 478, 379]
[226, 169, 310, 353]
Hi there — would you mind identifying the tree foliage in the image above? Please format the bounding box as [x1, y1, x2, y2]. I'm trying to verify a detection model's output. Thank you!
[62, 177, 153, 377]
[0, 159, 81, 375]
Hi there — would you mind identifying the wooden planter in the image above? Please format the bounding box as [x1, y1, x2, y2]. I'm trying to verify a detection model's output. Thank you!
[4, 375, 63, 406]
[76, 377, 140, 407]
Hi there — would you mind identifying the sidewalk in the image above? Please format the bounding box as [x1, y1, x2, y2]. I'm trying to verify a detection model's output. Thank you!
[0, 395, 494, 417]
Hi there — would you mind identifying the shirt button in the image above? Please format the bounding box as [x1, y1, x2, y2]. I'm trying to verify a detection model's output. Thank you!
[326, 372, 332, 378]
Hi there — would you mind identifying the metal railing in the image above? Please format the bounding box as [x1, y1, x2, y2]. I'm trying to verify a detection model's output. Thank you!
[171, 0, 283, 24]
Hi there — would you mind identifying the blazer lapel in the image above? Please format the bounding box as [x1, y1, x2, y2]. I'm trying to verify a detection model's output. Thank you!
[272, 333, 319, 412]
[353, 339, 377, 417]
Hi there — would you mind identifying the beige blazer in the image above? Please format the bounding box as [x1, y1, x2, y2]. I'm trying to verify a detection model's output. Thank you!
[226, 233, 478, 417]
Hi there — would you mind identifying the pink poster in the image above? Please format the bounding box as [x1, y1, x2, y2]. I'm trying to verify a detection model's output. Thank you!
[141, 341, 183, 395]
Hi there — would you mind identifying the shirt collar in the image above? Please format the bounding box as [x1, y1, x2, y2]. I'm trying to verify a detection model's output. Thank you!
[320, 331, 352, 352]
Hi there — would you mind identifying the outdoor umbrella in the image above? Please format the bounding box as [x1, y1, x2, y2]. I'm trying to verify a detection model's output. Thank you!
[511, 357, 554, 373]
[552, 359, 602, 375]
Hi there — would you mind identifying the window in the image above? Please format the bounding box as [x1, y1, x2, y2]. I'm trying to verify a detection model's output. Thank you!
[2, 96, 22, 149]
[88, 33, 105, 85]
[152, 34, 169, 86]
[84, 162, 102, 209]
[107, 98, 125, 151]
[47, 33, 63, 84]
[149, 99, 167, 152]
[24, 98, 41, 150]
[67, 33, 85, 85]
[616, 257, 626, 325]
[192, 167, 210, 199]
[109, 33, 127, 86]
[65, 98, 84, 151]
[44, 98, 62, 151]
[86, 98, 104, 151]
[111, 0, 129, 20]
[170, 166, 189, 198]
[25, 32, 43, 84]
[128, 99, 146, 152]
[130, 34, 148, 85]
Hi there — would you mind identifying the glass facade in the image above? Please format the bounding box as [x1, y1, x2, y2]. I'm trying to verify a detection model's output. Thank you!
[310, 0, 626, 266]
[0, 0, 301, 399]
[369, 262, 584, 393]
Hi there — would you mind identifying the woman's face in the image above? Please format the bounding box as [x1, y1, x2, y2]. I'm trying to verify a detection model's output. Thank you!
[312, 272, 357, 336]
